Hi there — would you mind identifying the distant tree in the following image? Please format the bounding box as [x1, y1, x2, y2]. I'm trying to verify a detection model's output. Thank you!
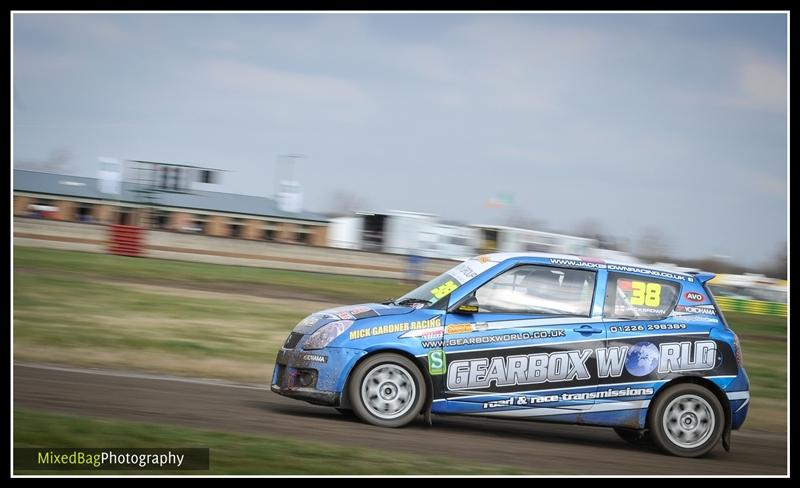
[674, 257, 748, 275]
[615, 237, 632, 253]
[573, 218, 603, 240]
[766, 241, 788, 279]
[573, 218, 620, 250]
[504, 209, 545, 231]
[15, 147, 73, 173]
[636, 227, 671, 262]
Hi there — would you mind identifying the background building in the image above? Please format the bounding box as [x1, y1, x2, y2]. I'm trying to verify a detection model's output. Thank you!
[13, 169, 329, 246]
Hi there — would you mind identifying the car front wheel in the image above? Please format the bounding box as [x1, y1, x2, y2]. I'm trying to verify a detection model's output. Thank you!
[648, 383, 724, 457]
[348, 353, 425, 428]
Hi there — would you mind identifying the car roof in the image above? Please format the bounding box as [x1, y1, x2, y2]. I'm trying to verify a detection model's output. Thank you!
[479, 252, 697, 280]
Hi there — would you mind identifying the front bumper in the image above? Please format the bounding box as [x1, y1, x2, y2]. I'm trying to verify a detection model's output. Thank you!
[270, 345, 366, 407]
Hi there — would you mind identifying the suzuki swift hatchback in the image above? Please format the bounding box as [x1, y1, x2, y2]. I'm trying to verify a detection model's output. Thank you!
[272, 253, 750, 457]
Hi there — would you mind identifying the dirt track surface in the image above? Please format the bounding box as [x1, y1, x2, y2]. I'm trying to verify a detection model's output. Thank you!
[14, 363, 787, 475]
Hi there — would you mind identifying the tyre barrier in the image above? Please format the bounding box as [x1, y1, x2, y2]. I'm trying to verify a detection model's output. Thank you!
[108, 225, 144, 257]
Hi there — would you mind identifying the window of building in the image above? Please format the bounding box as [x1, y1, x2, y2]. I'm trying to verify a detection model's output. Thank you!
[28, 199, 58, 219]
[200, 169, 217, 184]
[474, 265, 596, 316]
[230, 218, 243, 238]
[76, 202, 94, 223]
[603, 272, 680, 321]
[263, 221, 278, 241]
[449, 235, 470, 247]
[117, 208, 132, 225]
[159, 166, 184, 191]
[480, 228, 498, 253]
[160, 167, 170, 190]
[152, 210, 170, 230]
[183, 215, 206, 233]
[157, 212, 170, 229]
[295, 224, 313, 245]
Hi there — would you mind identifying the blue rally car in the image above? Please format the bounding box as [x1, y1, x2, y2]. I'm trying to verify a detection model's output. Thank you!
[272, 253, 750, 457]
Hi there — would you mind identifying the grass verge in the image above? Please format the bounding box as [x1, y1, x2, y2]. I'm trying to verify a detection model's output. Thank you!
[14, 246, 412, 303]
[14, 408, 535, 475]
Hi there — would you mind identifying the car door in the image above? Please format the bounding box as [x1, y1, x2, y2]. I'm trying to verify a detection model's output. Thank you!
[441, 263, 603, 416]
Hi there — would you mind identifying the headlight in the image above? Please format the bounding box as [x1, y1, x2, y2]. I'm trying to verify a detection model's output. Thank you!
[303, 320, 354, 350]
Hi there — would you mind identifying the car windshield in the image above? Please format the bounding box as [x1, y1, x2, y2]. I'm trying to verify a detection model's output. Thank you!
[395, 257, 500, 307]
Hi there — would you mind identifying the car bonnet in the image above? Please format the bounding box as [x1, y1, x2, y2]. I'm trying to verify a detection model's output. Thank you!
[291, 303, 416, 335]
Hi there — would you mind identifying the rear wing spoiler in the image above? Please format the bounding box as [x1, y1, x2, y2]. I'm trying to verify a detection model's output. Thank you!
[687, 271, 716, 285]
[687, 270, 729, 328]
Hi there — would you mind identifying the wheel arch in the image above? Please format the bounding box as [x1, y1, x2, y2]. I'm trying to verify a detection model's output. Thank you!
[647, 376, 731, 439]
[339, 348, 433, 413]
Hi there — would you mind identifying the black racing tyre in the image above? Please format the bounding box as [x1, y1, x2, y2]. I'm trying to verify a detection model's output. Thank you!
[348, 353, 426, 428]
[613, 427, 652, 447]
[648, 383, 724, 458]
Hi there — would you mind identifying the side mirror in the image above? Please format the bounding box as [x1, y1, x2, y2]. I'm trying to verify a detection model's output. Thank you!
[452, 295, 479, 314]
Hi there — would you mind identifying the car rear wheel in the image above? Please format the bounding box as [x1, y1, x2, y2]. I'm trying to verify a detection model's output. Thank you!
[348, 353, 425, 428]
[648, 383, 724, 457]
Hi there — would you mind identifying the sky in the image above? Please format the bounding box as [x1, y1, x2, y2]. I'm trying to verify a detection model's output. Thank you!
[12, 13, 788, 268]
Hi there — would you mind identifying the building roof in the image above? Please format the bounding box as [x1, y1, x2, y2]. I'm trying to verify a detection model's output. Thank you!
[13, 169, 328, 223]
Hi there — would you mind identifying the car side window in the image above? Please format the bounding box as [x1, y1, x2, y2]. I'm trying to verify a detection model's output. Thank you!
[603, 272, 679, 320]
[474, 265, 596, 316]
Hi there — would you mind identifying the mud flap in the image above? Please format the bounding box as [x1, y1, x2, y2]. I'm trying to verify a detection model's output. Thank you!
[422, 363, 434, 428]
[722, 424, 731, 452]
[717, 386, 733, 452]
[424, 407, 433, 427]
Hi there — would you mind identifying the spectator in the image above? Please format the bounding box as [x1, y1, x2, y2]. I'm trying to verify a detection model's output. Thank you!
[406, 254, 424, 284]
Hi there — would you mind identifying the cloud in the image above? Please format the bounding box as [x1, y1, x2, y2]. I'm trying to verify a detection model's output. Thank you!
[14, 15, 135, 79]
[737, 166, 787, 199]
[435, 17, 616, 111]
[737, 55, 787, 112]
[671, 51, 787, 113]
[201, 58, 371, 106]
[389, 42, 462, 83]
[206, 39, 240, 53]
[79, 15, 133, 43]
[15, 13, 133, 44]
[14, 49, 80, 78]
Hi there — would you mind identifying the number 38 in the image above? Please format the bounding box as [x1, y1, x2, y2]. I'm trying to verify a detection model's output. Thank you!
[631, 281, 661, 307]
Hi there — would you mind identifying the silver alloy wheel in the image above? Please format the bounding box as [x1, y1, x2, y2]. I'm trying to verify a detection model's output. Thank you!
[662, 394, 716, 449]
[361, 363, 416, 420]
